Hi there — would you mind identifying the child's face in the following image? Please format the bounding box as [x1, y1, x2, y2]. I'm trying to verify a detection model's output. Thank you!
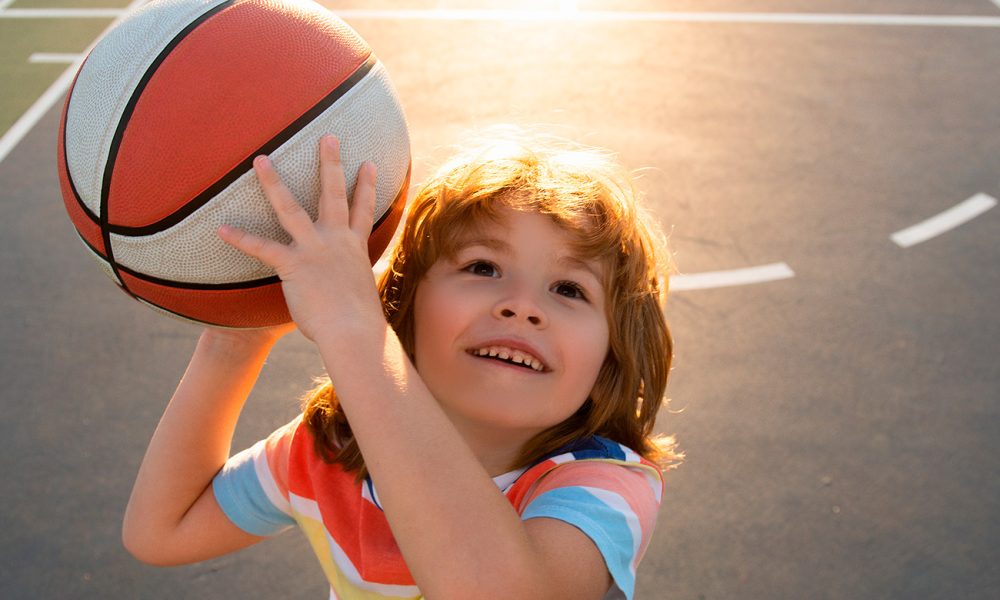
[412, 207, 610, 449]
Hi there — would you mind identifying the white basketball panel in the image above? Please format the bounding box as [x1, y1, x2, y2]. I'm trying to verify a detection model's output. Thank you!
[64, 0, 232, 214]
[110, 61, 410, 285]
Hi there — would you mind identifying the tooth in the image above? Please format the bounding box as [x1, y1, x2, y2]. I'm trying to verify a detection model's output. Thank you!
[498, 350, 509, 360]
[512, 352, 524, 364]
[488, 348, 499, 357]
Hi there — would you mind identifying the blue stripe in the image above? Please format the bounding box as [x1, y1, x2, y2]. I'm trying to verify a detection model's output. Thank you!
[212, 448, 295, 537]
[543, 435, 630, 463]
[521, 486, 637, 598]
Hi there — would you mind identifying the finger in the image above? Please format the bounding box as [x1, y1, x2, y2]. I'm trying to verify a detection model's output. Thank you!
[254, 155, 318, 243]
[218, 224, 288, 268]
[317, 135, 348, 225]
[349, 162, 377, 238]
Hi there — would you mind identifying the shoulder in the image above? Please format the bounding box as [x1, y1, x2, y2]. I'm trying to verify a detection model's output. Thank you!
[509, 436, 664, 514]
[511, 438, 665, 600]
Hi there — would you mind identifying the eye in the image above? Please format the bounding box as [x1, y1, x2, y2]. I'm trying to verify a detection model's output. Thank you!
[463, 260, 499, 278]
[553, 280, 587, 301]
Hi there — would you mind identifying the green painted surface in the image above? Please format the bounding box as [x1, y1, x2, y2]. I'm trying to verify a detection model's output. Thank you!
[0, 18, 111, 135]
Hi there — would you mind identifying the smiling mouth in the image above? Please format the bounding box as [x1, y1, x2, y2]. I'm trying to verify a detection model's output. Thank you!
[468, 346, 546, 372]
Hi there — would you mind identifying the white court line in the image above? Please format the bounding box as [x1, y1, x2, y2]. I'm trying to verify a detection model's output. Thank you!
[332, 10, 1000, 27]
[29, 53, 82, 64]
[891, 193, 997, 248]
[0, 0, 147, 167]
[2, 8, 1000, 26]
[1, 8, 124, 18]
[671, 262, 795, 291]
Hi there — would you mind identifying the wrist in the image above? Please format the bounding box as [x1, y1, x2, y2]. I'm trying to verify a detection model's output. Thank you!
[198, 327, 282, 360]
[314, 316, 392, 369]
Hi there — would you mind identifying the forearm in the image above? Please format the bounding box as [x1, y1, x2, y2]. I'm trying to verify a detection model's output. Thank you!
[317, 325, 555, 599]
[123, 330, 276, 552]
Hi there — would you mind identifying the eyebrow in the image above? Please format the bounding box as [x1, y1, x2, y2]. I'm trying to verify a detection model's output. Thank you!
[556, 254, 605, 284]
[456, 236, 510, 254]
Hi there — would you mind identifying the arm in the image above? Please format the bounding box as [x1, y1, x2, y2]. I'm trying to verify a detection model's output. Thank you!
[122, 325, 290, 566]
[219, 138, 613, 599]
[318, 325, 613, 600]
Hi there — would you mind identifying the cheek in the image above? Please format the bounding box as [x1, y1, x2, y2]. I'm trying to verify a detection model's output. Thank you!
[411, 284, 455, 372]
[571, 316, 611, 386]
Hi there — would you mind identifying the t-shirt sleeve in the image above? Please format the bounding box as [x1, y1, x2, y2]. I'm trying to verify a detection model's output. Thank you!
[518, 460, 663, 600]
[211, 416, 300, 537]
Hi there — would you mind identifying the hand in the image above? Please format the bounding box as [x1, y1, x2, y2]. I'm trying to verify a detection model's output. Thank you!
[217, 136, 384, 343]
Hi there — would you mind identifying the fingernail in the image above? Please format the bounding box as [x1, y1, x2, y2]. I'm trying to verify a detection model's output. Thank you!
[323, 135, 338, 150]
[253, 155, 270, 169]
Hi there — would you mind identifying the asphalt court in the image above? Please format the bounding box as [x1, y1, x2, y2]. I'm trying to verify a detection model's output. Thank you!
[1, 1, 998, 598]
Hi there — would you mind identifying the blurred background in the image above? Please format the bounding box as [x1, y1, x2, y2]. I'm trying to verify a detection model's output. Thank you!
[1, 0, 998, 597]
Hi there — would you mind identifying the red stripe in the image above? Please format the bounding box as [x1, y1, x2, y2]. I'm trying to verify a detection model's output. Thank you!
[119, 270, 290, 327]
[108, 0, 371, 228]
[289, 428, 415, 585]
[367, 163, 410, 262]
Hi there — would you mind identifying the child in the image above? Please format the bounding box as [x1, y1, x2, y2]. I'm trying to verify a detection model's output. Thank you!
[122, 128, 681, 600]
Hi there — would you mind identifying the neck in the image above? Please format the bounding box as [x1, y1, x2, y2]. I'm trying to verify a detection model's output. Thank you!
[443, 413, 538, 477]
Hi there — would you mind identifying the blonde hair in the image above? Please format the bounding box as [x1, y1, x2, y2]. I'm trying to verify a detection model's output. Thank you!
[303, 127, 682, 480]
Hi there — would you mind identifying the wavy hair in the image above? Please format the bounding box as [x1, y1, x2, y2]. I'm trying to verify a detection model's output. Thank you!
[303, 127, 682, 480]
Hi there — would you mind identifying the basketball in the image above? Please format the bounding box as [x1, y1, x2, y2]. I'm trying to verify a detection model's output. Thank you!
[57, 0, 411, 328]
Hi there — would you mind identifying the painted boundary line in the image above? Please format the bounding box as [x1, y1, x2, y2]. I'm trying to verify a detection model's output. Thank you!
[2, 8, 1000, 26]
[29, 53, 81, 64]
[0, 0, 148, 167]
[1, 8, 122, 17]
[891, 193, 997, 248]
[671, 262, 795, 291]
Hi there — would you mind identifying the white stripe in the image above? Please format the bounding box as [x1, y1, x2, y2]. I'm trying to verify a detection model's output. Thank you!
[550, 453, 575, 465]
[891, 193, 997, 248]
[323, 530, 420, 597]
[289, 492, 323, 521]
[614, 446, 663, 504]
[580, 487, 642, 573]
[1, 8, 125, 18]
[4, 8, 1000, 27]
[29, 53, 82, 64]
[360, 478, 381, 509]
[330, 9, 1000, 27]
[672, 262, 795, 291]
[0, 0, 147, 166]
[252, 441, 293, 516]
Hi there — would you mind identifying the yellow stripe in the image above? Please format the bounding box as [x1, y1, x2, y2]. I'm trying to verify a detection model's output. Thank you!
[293, 511, 422, 600]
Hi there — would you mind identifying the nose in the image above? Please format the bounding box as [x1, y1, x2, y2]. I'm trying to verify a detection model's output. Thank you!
[492, 288, 548, 328]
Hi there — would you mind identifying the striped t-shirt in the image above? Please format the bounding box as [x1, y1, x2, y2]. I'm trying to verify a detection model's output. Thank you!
[212, 416, 664, 599]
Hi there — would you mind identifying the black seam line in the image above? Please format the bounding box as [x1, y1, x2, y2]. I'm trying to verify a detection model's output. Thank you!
[83, 179, 404, 291]
[77, 230, 278, 290]
[107, 53, 378, 238]
[100, 0, 238, 297]
[118, 261, 281, 291]
[62, 67, 100, 227]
